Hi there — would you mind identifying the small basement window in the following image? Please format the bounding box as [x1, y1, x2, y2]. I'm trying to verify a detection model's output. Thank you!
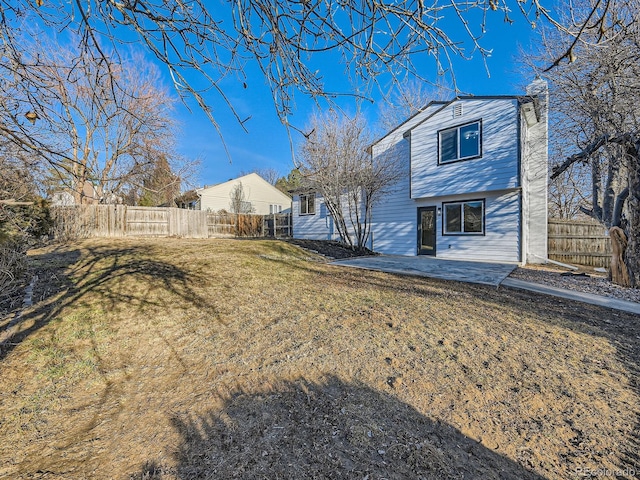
[299, 193, 316, 215]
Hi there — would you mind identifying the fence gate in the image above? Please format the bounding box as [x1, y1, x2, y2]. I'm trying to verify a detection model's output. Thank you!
[264, 213, 292, 237]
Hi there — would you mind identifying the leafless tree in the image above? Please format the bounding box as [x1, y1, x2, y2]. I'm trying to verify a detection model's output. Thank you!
[135, 156, 182, 207]
[525, 0, 640, 285]
[0, 32, 180, 205]
[0, 0, 619, 147]
[229, 182, 254, 214]
[298, 111, 403, 250]
[546, 125, 592, 220]
[377, 79, 453, 133]
[548, 164, 592, 220]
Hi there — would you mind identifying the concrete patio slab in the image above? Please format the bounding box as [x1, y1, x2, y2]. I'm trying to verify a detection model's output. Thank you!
[331, 255, 517, 287]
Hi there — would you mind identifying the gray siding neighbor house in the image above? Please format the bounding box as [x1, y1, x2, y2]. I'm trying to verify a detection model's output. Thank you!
[292, 79, 548, 264]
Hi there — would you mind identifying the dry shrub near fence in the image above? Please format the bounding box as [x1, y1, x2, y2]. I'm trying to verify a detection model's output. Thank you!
[0, 248, 28, 303]
[548, 218, 612, 268]
[236, 214, 264, 237]
[50, 206, 97, 241]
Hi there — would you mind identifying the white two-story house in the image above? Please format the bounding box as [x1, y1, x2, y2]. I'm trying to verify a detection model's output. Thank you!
[292, 79, 548, 264]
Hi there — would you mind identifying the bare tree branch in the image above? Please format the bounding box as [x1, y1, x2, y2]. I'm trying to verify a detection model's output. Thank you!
[551, 132, 638, 180]
[0, 31, 182, 204]
[0, 0, 622, 139]
[298, 110, 402, 249]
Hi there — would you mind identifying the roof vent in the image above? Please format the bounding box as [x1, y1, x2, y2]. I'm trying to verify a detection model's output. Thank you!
[453, 103, 463, 118]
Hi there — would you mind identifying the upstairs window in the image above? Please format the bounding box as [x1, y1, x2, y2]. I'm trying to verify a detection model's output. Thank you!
[299, 193, 315, 215]
[439, 120, 481, 164]
[269, 204, 282, 214]
[443, 200, 484, 235]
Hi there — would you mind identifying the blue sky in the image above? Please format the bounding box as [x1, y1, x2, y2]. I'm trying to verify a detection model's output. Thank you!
[167, 10, 542, 188]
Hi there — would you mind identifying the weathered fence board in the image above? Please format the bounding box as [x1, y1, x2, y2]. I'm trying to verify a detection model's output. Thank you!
[52, 205, 291, 240]
[126, 207, 170, 237]
[548, 218, 611, 268]
[167, 208, 208, 238]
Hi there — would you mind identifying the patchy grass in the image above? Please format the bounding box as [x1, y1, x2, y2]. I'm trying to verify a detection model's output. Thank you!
[0, 237, 638, 479]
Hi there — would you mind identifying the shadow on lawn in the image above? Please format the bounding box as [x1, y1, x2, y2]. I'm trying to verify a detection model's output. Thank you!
[264, 250, 640, 476]
[135, 375, 546, 480]
[0, 242, 219, 362]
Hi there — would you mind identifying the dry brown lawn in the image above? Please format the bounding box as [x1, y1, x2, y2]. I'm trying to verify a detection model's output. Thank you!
[0, 238, 638, 479]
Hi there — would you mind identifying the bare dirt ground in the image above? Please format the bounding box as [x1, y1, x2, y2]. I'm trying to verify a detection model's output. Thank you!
[0, 238, 638, 479]
[286, 238, 379, 259]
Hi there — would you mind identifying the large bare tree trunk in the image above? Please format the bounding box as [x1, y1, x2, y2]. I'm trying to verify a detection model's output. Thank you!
[610, 226, 631, 287]
[623, 153, 640, 287]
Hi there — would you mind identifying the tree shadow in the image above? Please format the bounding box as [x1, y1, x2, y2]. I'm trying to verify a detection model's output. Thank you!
[135, 375, 546, 479]
[0, 242, 220, 362]
[259, 248, 640, 476]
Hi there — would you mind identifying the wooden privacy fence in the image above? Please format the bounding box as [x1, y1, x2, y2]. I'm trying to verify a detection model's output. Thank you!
[548, 218, 611, 268]
[51, 205, 292, 240]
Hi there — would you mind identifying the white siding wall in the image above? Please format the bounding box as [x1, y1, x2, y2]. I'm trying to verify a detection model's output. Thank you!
[370, 137, 416, 255]
[410, 98, 520, 198]
[432, 191, 521, 263]
[369, 99, 522, 262]
[371, 190, 521, 263]
[292, 193, 337, 240]
[522, 79, 549, 263]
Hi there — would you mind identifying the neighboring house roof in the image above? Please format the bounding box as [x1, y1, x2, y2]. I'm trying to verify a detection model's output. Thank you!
[194, 173, 292, 214]
[174, 189, 199, 204]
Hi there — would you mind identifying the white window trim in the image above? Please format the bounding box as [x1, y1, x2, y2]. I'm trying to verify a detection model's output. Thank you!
[299, 193, 316, 216]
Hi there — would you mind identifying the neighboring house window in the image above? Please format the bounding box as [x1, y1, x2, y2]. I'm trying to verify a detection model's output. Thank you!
[439, 120, 481, 164]
[269, 204, 282, 214]
[443, 200, 484, 235]
[299, 193, 315, 215]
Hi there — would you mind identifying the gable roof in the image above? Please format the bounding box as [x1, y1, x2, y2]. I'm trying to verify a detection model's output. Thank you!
[370, 93, 540, 149]
[402, 95, 528, 137]
[368, 101, 447, 151]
